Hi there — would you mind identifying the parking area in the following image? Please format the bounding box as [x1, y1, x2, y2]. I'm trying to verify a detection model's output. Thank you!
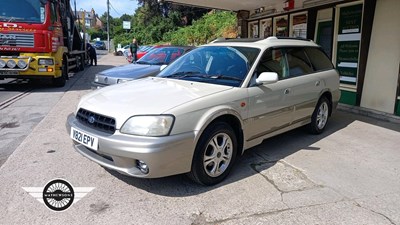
[0, 53, 399, 225]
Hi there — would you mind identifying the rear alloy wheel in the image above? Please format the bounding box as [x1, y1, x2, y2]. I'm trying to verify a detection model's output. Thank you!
[189, 122, 237, 185]
[309, 97, 330, 134]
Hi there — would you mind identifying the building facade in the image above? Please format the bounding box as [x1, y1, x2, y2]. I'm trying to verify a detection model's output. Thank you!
[168, 0, 400, 116]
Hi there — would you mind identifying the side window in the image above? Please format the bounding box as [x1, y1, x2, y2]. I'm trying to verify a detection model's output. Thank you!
[256, 48, 288, 80]
[50, 2, 58, 23]
[304, 47, 334, 71]
[286, 48, 313, 77]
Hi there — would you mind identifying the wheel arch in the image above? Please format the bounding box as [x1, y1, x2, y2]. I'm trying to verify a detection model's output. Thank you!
[319, 90, 333, 116]
[194, 107, 244, 158]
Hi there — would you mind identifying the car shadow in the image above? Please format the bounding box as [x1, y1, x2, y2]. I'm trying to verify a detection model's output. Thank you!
[106, 110, 400, 196]
[0, 65, 116, 94]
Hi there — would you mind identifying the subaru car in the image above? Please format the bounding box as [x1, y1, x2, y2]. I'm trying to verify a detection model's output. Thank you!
[68, 37, 340, 185]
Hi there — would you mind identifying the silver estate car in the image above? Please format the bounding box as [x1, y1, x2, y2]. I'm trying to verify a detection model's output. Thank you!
[68, 37, 340, 185]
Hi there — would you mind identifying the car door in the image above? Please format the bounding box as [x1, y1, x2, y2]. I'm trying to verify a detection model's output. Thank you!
[284, 47, 322, 123]
[245, 48, 294, 142]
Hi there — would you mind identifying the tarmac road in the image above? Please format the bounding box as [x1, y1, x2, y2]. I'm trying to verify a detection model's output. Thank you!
[0, 53, 399, 225]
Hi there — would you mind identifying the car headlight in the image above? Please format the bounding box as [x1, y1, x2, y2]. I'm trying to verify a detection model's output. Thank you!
[94, 75, 99, 82]
[117, 79, 131, 84]
[38, 58, 54, 65]
[120, 115, 174, 136]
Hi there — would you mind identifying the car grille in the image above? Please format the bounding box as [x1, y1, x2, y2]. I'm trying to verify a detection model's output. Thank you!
[76, 108, 116, 134]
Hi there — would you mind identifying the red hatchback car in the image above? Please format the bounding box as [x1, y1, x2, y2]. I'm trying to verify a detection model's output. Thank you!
[126, 45, 168, 63]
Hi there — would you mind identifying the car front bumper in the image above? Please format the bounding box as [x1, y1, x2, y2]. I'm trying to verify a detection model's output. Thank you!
[66, 114, 196, 178]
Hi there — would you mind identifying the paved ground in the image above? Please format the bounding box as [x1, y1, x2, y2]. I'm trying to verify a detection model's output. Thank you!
[0, 54, 399, 225]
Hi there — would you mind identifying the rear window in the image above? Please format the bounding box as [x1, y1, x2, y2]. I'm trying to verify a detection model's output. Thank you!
[305, 47, 334, 71]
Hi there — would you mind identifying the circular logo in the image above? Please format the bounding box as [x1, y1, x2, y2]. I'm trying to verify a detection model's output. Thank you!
[42, 179, 74, 211]
[88, 116, 96, 124]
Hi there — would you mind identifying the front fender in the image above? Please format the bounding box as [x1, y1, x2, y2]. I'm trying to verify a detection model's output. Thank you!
[193, 106, 244, 143]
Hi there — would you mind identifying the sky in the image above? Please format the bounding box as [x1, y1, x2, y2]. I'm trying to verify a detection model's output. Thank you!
[71, 0, 139, 18]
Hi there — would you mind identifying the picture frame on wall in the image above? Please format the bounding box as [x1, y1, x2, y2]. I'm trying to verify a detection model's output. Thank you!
[290, 12, 308, 38]
[260, 18, 273, 38]
[273, 15, 288, 37]
[248, 21, 259, 38]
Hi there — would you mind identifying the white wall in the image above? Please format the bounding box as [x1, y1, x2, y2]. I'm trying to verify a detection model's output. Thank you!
[361, 0, 400, 113]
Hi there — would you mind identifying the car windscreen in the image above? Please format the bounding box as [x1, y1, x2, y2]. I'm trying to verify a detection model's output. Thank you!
[0, 0, 45, 23]
[157, 46, 260, 87]
[136, 47, 185, 65]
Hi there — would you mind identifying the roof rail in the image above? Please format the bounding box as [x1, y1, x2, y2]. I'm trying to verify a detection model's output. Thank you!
[210, 37, 262, 43]
[257, 36, 313, 44]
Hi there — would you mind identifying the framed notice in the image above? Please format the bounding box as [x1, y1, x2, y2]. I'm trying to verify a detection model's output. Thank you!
[260, 18, 272, 38]
[335, 3, 363, 85]
[248, 21, 259, 38]
[273, 15, 288, 37]
[290, 12, 307, 38]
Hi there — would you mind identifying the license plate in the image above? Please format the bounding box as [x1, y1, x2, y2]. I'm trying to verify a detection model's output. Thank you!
[70, 127, 99, 151]
[0, 71, 18, 75]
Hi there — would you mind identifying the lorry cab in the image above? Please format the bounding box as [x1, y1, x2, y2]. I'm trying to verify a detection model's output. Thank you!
[0, 0, 86, 87]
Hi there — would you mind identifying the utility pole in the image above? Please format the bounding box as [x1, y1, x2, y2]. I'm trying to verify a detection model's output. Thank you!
[107, 0, 110, 52]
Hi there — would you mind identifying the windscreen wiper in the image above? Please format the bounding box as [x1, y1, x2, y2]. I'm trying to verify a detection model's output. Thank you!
[162, 71, 203, 78]
[206, 74, 243, 81]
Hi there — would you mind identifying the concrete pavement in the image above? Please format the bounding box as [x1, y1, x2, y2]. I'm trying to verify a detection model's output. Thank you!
[0, 53, 399, 225]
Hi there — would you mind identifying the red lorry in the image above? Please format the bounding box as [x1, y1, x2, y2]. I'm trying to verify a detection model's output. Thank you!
[0, 0, 87, 87]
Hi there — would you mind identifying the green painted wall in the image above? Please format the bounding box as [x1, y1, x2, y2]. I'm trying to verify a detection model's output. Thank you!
[339, 90, 357, 105]
[396, 99, 400, 116]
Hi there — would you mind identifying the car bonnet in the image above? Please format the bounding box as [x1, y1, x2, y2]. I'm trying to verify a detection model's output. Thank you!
[78, 77, 233, 129]
[98, 63, 160, 79]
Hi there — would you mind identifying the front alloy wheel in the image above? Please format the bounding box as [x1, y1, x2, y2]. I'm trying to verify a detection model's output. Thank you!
[203, 133, 233, 178]
[189, 122, 237, 185]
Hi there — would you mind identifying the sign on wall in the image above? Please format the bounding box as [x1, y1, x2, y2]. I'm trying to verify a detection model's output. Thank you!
[260, 18, 272, 38]
[274, 15, 288, 37]
[335, 3, 363, 85]
[291, 12, 307, 38]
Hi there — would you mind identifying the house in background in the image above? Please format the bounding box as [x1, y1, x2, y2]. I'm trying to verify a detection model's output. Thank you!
[75, 8, 103, 29]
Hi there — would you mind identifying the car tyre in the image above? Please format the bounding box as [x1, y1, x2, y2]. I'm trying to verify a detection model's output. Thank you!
[188, 122, 237, 185]
[309, 96, 330, 134]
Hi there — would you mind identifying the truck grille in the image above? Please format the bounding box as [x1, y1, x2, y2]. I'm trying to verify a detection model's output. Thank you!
[0, 33, 34, 47]
[76, 108, 116, 134]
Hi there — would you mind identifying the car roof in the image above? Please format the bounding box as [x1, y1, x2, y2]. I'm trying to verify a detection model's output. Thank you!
[204, 36, 319, 49]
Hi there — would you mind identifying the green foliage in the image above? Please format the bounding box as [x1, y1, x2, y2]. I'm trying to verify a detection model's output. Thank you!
[109, 3, 237, 47]
[163, 11, 237, 45]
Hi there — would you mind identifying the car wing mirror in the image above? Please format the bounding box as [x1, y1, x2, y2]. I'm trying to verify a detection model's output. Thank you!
[160, 65, 167, 71]
[256, 72, 278, 85]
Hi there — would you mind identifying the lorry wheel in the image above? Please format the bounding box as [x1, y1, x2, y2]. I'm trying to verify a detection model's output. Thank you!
[53, 55, 68, 87]
[79, 54, 85, 71]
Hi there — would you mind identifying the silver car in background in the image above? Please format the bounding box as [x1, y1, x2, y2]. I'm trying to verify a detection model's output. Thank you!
[68, 37, 340, 185]
[92, 46, 194, 88]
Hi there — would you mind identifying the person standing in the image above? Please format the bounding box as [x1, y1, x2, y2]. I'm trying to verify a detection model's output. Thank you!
[129, 38, 139, 62]
[86, 42, 97, 66]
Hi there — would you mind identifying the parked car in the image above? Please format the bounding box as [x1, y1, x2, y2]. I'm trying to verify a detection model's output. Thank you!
[124, 45, 167, 63]
[93, 41, 106, 50]
[115, 45, 130, 56]
[68, 37, 340, 185]
[92, 46, 194, 88]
